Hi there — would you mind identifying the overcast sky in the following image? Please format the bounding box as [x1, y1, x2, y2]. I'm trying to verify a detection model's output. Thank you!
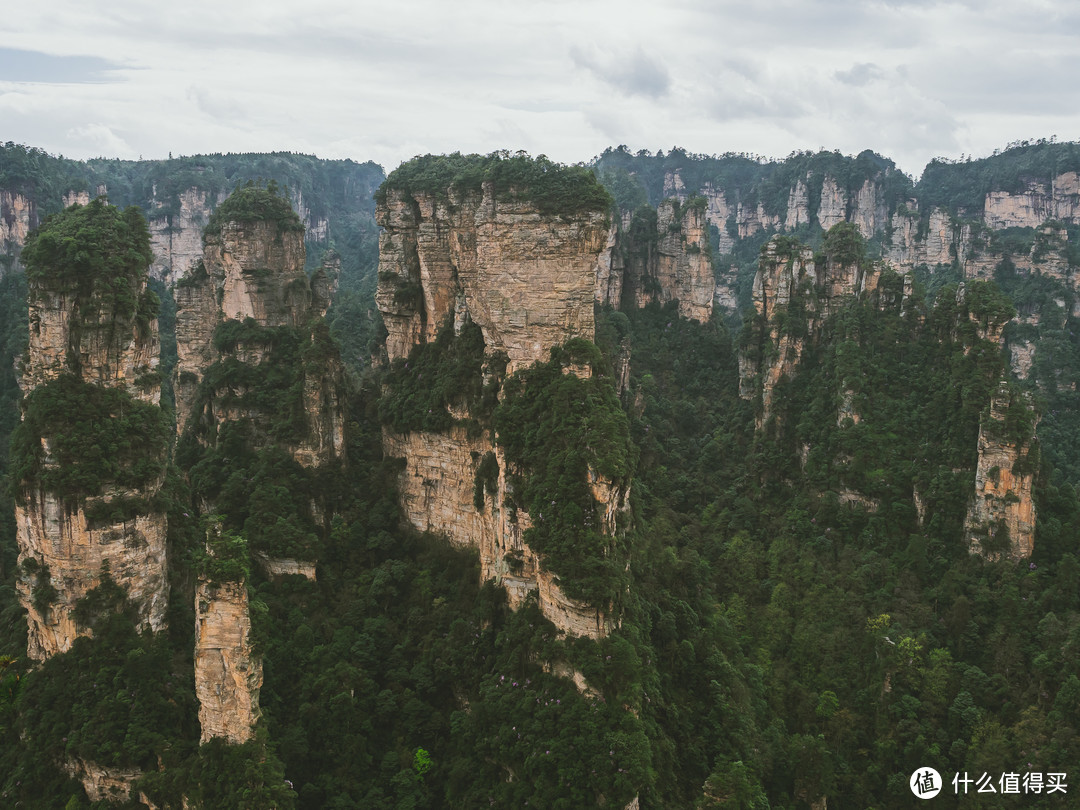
[2, 0, 1078, 179]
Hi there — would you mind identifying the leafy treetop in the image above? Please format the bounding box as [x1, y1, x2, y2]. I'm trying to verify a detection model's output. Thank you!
[377, 151, 613, 216]
[204, 180, 304, 239]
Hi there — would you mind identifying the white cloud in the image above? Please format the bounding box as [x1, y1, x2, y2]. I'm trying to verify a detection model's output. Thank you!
[0, 0, 1078, 175]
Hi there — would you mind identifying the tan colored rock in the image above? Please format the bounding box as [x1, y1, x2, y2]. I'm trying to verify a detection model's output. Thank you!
[700, 183, 735, 254]
[740, 239, 878, 425]
[16, 490, 168, 660]
[383, 426, 626, 639]
[63, 758, 143, 804]
[594, 223, 623, 308]
[174, 217, 346, 467]
[817, 177, 847, 231]
[24, 278, 161, 406]
[63, 190, 91, 208]
[16, 204, 167, 660]
[376, 183, 610, 374]
[147, 188, 220, 286]
[852, 178, 888, 238]
[785, 179, 810, 229]
[0, 190, 37, 273]
[254, 553, 317, 580]
[965, 382, 1038, 559]
[662, 170, 687, 200]
[653, 200, 714, 322]
[736, 200, 780, 239]
[195, 576, 262, 744]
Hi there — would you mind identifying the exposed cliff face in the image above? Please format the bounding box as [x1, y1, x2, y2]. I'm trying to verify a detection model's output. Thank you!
[147, 188, 221, 286]
[883, 206, 955, 272]
[16, 493, 168, 660]
[376, 184, 610, 374]
[63, 758, 145, 804]
[0, 190, 38, 274]
[654, 200, 715, 322]
[617, 200, 716, 322]
[739, 239, 878, 425]
[965, 383, 1038, 559]
[174, 219, 346, 465]
[15, 200, 168, 660]
[376, 177, 628, 639]
[195, 576, 262, 744]
[24, 273, 161, 404]
[983, 172, 1080, 229]
[383, 427, 626, 638]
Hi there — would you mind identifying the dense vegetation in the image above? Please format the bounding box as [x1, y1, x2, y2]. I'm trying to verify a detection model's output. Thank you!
[494, 339, 636, 606]
[2, 142, 1080, 808]
[203, 181, 305, 238]
[377, 151, 613, 215]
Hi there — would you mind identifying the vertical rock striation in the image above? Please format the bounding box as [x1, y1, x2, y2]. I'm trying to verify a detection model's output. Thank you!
[965, 383, 1039, 559]
[13, 199, 169, 660]
[376, 168, 629, 639]
[738, 236, 879, 425]
[173, 204, 346, 466]
[376, 183, 609, 374]
[194, 532, 262, 744]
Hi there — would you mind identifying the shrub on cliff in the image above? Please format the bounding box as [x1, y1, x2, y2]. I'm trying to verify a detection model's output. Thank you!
[10, 374, 170, 503]
[204, 180, 304, 239]
[20, 197, 156, 335]
[494, 340, 636, 606]
[377, 151, 612, 216]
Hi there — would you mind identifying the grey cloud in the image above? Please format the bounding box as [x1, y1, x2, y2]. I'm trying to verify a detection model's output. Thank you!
[835, 63, 884, 87]
[0, 48, 126, 84]
[570, 45, 671, 99]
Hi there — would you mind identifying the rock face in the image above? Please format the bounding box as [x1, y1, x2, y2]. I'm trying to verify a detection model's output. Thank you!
[142, 185, 330, 285]
[983, 172, 1080, 229]
[618, 199, 715, 322]
[1, 190, 39, 273]
[16, 494, 168, 660]
[15, 200, 168, 660]
[195, 575, 262, 744]
[739, 238, 878, 425]
[653, 200, 714, 322]
[382, 428, 627, 639]
[23, 269, 161, 403]
[965, 383, 1039, 559]
[377, 179, 627, 639]
[173, 218, 346, 465]
[63, 758, 144, 804]
[376, 184, 610, 374]
[147, 188, 221, 286]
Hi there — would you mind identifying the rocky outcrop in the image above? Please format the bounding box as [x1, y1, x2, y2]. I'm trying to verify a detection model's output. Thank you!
[739, 238, 879, 425]
[965, 383, 1038, 559]
[376, 184, 610, 374]
[15, 200, 168, 660]
[377, 173, 628, 638]
[195, 574, 262, 744]
[618, 200, 716, 321]
[653, 200, 714, 322]
[883, 206, 955, 272]
[983, 172, 1080, 229]
[16, 494, 168, 660]
[383, 427, 626, 638]
[24, 272, 161, 405]
[0, 190, 38, 274]
[174, 215, 346, 465]
[63, 758, 145, 805]
[254, 554, 316, 580]
[147, 188, 221, 286]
